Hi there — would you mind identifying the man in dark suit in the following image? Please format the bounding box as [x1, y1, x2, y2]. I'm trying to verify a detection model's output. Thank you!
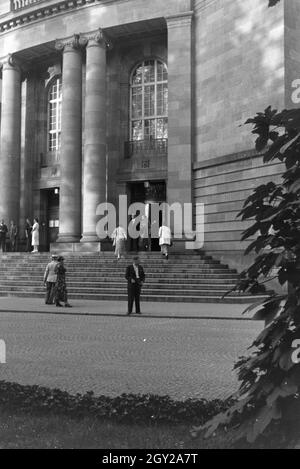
[0, 220, 8, 252]
[125, 256, 145, 315]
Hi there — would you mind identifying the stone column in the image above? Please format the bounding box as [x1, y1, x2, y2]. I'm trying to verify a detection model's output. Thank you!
[0, 54, 22, 226]
[166, 12, 194, 245]
[80, 29, 109, 244]
[55, 35, 83, 243]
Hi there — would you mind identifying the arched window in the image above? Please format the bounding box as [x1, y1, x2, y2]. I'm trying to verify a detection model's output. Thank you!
[48, 77, 62, 152]
[130, 59, 168, 141]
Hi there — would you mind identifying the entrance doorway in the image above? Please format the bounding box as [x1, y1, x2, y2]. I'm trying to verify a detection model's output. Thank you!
[40, 188, 59, 251]
[129, 181, 166, 252]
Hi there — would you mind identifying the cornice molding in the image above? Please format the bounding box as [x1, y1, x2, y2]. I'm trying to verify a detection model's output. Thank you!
[0, 0, 128, 34]
[165, 11, 193, 29]
[194, 0, 217, 13]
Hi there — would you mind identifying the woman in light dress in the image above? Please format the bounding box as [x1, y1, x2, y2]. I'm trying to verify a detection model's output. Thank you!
[111, 226, 127, 260]
[31, 217, 39, 253]
[158, 225, 172, 260]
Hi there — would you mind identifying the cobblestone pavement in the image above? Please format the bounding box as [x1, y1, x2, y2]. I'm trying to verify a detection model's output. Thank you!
[0, 312, 262, 400]
[0, 297, 254, 319]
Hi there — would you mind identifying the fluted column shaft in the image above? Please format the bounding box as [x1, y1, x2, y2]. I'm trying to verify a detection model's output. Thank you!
[0, 55, 22, 225]
[56, 35, 83, 243]
[81, 30, 108, 243]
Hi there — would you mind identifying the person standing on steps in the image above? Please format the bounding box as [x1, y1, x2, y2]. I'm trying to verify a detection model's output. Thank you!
[54, 256, 72, 308]
[25, 218, 32, 252]
[31, 218, 39, 253]
[9, 220, 18, 252]
[130, 214, 140, 252]
[43, 254, 59, 304]
[158, 224, 172, 260]
[0, 220, 8, 252]
[140, 215, 149, 251]
[111, 225, 127, 260]
[125, 256, 145, 315]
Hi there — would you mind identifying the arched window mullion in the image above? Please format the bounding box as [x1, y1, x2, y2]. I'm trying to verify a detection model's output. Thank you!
[130, 59, 168, 143]
[142, 61, 145, 140]
[48, 76, 62, 155]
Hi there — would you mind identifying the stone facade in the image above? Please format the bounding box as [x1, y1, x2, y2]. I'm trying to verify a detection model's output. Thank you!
[0, 0, 296, 272]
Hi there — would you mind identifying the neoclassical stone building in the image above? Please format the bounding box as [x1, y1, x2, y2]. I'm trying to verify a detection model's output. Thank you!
[0, 0, 298, 271]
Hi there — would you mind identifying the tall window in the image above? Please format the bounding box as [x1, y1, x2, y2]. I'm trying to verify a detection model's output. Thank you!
[48, 77, 62, 152]
[130, 59, 168, 141]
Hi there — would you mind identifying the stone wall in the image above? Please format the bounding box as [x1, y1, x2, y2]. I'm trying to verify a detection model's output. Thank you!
[0, 1, 10, 16]
[194, 0, 285, 162]
[285, 0, 300, 108]
[193, 152, 284, 273]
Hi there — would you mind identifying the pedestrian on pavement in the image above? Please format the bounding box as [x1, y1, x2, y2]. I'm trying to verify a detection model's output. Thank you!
[158, 224, 172, 260]
[25, 218, 32, 252]
[54, 256, 72, 308]
[43, 254, 59, 304]
[9, 220, 18, 252]
[111, 225, 127, 260]
[31, 217, 39, 253]
[0, 220, 8, 252]
[125, 256, 145, 315]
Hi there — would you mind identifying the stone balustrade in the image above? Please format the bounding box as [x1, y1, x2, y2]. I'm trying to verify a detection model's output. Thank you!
[11, 0, 45, 11]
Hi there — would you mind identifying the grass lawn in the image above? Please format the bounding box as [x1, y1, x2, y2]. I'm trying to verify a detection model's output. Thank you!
[0, 408, 238, 449]
[0, 407, 294, 449]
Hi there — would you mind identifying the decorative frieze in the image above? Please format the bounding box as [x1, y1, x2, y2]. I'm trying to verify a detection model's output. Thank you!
[2, 0, 128, 34]
[11, 1, 44, 11]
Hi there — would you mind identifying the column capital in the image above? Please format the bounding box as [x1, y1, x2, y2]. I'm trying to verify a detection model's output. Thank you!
[55, 34, 83, 53]
[165, 11, 193, 29]
[0, 54, 24, 73]
[80, 29, 113, 50]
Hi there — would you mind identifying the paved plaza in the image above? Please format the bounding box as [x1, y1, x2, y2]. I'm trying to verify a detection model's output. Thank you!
[0, 299, 263, 400]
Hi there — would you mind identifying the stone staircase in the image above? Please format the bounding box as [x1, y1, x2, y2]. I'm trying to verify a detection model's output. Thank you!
[0, 251, 270, 304]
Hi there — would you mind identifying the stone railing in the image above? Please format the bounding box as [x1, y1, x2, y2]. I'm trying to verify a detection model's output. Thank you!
[11, 0, 45, 11]
[124, 138, 168, 159]
[40, 151, 60, 167]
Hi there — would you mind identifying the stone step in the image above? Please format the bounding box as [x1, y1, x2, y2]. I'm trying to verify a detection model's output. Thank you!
[0, 263, 236, 273]
[0, 252, 210, 258]
[1, 261, 228, 270]
[0, 280, 237, 290]
[0, 277, 238, 285]
[0, 291, 267, 304]
[0, 274, 239, 282]
[0, 251, 268, 304]
[0, 285, 254, 297]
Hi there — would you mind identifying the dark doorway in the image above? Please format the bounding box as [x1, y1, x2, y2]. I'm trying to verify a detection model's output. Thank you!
[129, 181, 166, 252]
[41, 188, 59, 251]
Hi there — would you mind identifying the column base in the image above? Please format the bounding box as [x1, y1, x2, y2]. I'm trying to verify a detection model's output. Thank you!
[56, 234, 82, 243]
[80, 234, 99, 243]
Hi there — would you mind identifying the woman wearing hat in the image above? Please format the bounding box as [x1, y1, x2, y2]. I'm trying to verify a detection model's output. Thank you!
[54, 256, 72, 307]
